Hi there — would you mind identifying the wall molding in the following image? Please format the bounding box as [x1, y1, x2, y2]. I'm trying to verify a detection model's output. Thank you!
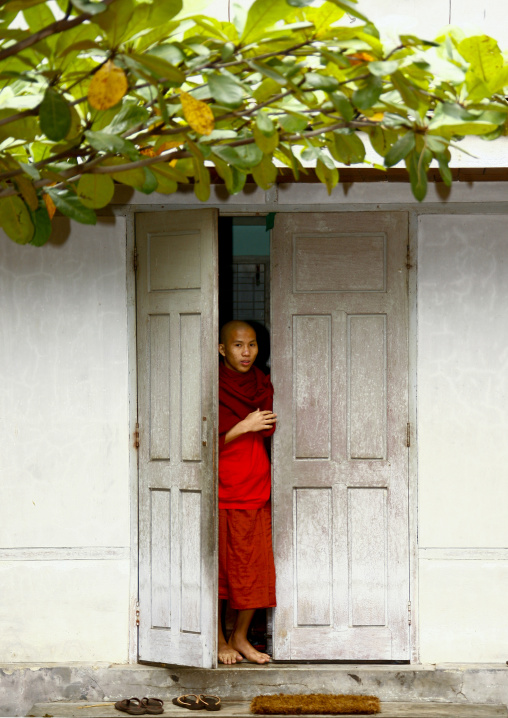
[0, 547, 130, 561]
[419, 548, 508, 561]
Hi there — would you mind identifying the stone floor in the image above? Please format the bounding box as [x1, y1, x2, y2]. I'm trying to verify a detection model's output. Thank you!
[25, 700, 508, 718]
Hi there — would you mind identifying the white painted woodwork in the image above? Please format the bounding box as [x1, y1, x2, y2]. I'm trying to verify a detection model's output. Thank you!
[272, 212, 410, 660]
[136, 210, 218, 668]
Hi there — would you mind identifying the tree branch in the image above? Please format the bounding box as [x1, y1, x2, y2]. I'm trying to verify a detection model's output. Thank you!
[0, 0, 115, 63]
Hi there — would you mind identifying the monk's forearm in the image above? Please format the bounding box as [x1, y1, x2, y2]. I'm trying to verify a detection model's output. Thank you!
[224, 420, 248, 445]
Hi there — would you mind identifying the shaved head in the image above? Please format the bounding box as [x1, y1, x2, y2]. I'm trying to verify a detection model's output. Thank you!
[220, 320, 256, 345]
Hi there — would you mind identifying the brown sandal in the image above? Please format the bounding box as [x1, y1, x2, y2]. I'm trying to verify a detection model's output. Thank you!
[199, 695, 221, 711]
[115, 698, 147, 715]
[173, 695, 205, 710]
[141, 697, 164, 714]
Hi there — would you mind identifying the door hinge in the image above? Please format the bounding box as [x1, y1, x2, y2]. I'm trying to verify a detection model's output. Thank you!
[408, 600, 412, 625]
[133, 246, 138, 273]
[406, 423, 411, 447]
[136, 600, 140, 627]
[134, 422, 140, 449]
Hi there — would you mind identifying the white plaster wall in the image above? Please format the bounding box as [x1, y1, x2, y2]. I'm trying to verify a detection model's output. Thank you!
[419, 559, 508, 663]
[0, 560, 130, 662]
[0, 216, 131, 662]
[417, 214, 508, 661]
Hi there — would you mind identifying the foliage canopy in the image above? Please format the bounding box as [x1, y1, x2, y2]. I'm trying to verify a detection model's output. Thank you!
[1, 0, 508, 245]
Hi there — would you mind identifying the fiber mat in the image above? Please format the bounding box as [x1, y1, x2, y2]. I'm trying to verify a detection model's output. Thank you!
[250, 694, 380, 715]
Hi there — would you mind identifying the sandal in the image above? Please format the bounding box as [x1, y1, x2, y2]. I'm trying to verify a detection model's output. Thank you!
[115, 698, 147, 715]
[141, 697, 164, 714]
[172, 695, 205, 710]
[198, 695, 221, 711]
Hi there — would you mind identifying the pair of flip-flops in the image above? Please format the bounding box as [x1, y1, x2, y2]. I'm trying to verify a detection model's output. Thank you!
[173, 695, 221, 711]
[115, 697, 164, 715]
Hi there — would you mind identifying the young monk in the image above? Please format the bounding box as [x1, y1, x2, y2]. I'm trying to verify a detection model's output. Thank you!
[217, 320, 277, 665]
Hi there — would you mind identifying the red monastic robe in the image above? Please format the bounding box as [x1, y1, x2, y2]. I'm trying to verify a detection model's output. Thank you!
[218, 362, 276, 609]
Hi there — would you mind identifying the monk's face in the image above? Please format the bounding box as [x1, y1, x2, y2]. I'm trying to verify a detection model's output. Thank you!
[219, 326, 258, 373]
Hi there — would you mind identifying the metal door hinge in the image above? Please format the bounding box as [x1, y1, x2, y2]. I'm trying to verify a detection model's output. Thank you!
[134, 422, 140, 449]
[133, 247, 138, 273]
[408, 601, 412, 625]
[136, 600, 140, 627]
[406, 423, 411, 447]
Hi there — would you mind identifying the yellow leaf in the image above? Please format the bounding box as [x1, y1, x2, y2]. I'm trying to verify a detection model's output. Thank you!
[14, 174, 38, 211]
[140, 147, 157, 157]
[88, 60, 128, 111]
[370, 112, 385, 121]
[180, 91, 214, 136]
[44, 192, 56, 219]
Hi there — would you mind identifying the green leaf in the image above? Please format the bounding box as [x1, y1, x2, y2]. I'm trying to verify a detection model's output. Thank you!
[241, 0, 290, 43]
[47, 188, 97, 225]
[138, 167, 158, 194]
[352, 76, 383, 110]
[207, 73, 244, 107]
[428, 103, 505, 138]
[251, 154, 277, 189]
[368, 60, 399, 76]
[151, 165, 178, 194]
[249, 60, 287, 84]
[213, 156, 247, 194]
[85, 130, 139, 160]
[390, 71, 419, 110]
[125, 53, 185, 83]
[315, 157, 339, 195]
[326, 0, 368, 22]
[458, 35, 502, 84]
[436, 152, 452, 187]
[39, 88, 71, 142]
[99, 158, 146, 188]
[29, 202, 52, 247]
[286, 0, 314, 5]
[0, 195, 34, 244]
[212, 144, 263, 170]
[103, 100, 150, 134]
[330, 131, 365, 164]
[193, 158, 210, 202]
[330, 92, 354, 122]
[369, 126, 398, 157]
[384, 131, 415, 167]
[254, 125, 279, 154]
[305, 72, 340, 91]
[77, 174, 115, 209]
[406, 148, 429, 202]
[256, 111, 276, 136]
[278, 113, 309, 133]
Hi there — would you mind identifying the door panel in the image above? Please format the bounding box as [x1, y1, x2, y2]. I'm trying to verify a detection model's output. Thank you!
[272, 212, 409, 661]
[136, 210, 218, 668]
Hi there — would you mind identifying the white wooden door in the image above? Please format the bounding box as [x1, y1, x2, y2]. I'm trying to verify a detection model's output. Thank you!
[136, 209, 218, 668]
[272, 212, 410, 661]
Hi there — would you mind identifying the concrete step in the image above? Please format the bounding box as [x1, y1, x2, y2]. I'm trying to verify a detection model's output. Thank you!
[4, 663, 508, 718]
[25, 699, 508, 718]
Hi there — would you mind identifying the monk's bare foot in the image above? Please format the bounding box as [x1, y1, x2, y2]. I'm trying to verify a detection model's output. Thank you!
[218, 640, 243, 665]
[229, 633, 270, 664]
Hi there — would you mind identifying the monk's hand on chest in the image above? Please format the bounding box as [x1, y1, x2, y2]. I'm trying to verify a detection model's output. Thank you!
[243, 408, 277, 433]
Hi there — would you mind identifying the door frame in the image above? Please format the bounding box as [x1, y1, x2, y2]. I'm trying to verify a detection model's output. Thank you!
[124, 203, 419, 665]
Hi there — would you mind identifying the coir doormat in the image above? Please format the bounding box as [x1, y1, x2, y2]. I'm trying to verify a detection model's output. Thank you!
[250, 694, 380, 715]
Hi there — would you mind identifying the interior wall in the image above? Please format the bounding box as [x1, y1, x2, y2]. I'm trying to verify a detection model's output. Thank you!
[0, 217, 131, 662]
[417, 214, 508, 662]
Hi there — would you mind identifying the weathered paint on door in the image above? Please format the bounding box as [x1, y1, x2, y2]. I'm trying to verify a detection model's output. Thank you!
[136, 209, 218, 668]
[271, 212, 410, 660]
